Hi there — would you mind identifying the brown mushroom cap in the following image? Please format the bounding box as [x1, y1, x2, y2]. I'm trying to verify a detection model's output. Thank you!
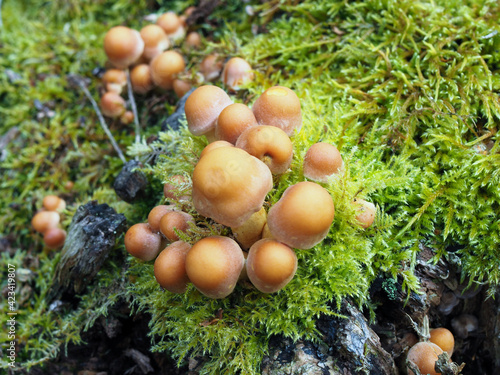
[140, 24, 169, 61]
[32, 211, 60, 234]
[150, 50, 186, 89]
[199, 54, 223, 82]
[185, 85, 233, 137]
[124, 223, 163, 261]
[42, 195, 66, 212]
[231, 206, 267, 249]
[156, 11, 184, 40]
[303, 142, 343, 182]
[192, 146, 273, 227]
[100, 92, 126, 118]
[159, 211, 195, 242]
[130, 64, 154, 94]
[163, 174, 190, 202]
[222, 57, 254, 92]
[407, 342, 444, 375]
[185, 31, 202, 48]
[154, 241, 191, 293]
[44, 227, 67, 249]
[236, 125, 293, 174]
[185, 236, 244, 298]
[215, 103, 258, 144]
[103, 26, 144, 69]
[429, 328, 455, 357]
[102, 69, 127, 94]
[173, 78, 192, 98]
[246, 239, 297, 293]
[252, 86, 302, 136]
[352, 199, 376, 229]
[147, 204, 178, 233]
[199, 140, 234, 159]
[267, 181, 335, 249]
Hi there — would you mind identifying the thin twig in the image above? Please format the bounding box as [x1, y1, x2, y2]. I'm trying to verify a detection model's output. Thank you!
[70, 75, 127, 163]
[125, 69, 141, 147]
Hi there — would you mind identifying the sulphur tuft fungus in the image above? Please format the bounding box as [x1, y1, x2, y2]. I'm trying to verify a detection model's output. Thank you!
[150, 50, 186, 90]
[215, 103, 257, 144]
[124, 223, 163, 261]
[154, 241, 191, 293]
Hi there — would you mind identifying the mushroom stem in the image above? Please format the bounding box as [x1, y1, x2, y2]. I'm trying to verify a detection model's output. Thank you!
[126, 68, 141, 149]
[73, 75, 126, 163]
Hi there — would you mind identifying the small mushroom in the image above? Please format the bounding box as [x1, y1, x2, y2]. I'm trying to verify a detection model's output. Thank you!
[406, 342, 444, 375]
[124, 223, 163, 261]
[140, 24, 169, 61]
[235, 125, 293, 174]
[154, 241, 191, 293]
[252, 86, 302, 136]
[185, 31, 202, 49]
[156, 11, 185, 41]
[222, 57, 254, 92]
[231, 206, 267, 249]
[429, 328, 454, 357]
[102, 69, 127, 94]
[172, 78, 192, 98]
[159, 211, 195, 242]
[42, 195, 66, 212]
[199, 54, 223, 82]
[303, 142, 343, 182]
[32, 211, 60, 234]
[100, 92, 126, 118]
[352, 199, 376, 229]
[43, 227, 67, 249]
[184, 85, 232, 140]
[185, 236, 244, 298]
[150, 50, 186, 90]
[246, 239, 297, 293]
[163, 174, 190, 202]
[267, 181, 335, 249]
[215, 103, 257, 144]
[130, 64, 154, 94]
[103, 26, 144, 69]
[192, 146, 273, 227]
[147, 204, 178, 233]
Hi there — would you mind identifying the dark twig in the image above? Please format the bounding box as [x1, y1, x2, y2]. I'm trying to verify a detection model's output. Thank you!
[125, 69, 141, 148]
[69, 74, 127, 163]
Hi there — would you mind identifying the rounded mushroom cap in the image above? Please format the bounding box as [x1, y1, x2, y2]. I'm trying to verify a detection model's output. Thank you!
[185, 31, 202, 48]
[185, 85, 232, 136]
[192, 146, 273, 227]
[199, 140, 234, 159]
[185, 236, 244, 298]
[222, 57, 254, 92]
[42, 195, 66, 212]
[147, 204, 177, 232]
[236, 125, 293, 174]
[163, 174, 190, 202]
[43, 227, 67, 249]
[252, 86, 302, 136]
[154, 241, 191, 293]
[130, 64, 154, 94]
[150, 50, 186, 89]
[156, 11, 182, 35]
[173, 78, 192, 98]
[32, 211, 60, 234]
[140, 24, 169, 60]
[103, 26, 144, 69]
[100, 92, 126, 118]
[352, 199, 376, 229]
[199, 54, 223, 82]
[407, 342, 444, 375]
[246, 239, 297, 293]
[303, 142, 343, 182]
[159, 211, 195, 242]
[215, 103, 257, 144]
[124, 223, 163, 261]
[429, 328, 455, 356]
[231, 206, 267, 249]
[267, 181, 335, 249]
[102, 69, 127, 94]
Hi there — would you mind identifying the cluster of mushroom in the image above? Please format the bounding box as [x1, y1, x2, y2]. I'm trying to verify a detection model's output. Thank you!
[124, 84, 377, 299]
[99, 7, 254, 122]
[31, 195, 67, 249]
[406, 327, 455, 375]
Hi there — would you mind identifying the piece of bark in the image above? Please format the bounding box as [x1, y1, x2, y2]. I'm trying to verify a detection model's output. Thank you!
[113, 160, 148, 203]
[185, 0, 219, 26]
[161, 88, 195, 132]
[48, 201, 126, 300]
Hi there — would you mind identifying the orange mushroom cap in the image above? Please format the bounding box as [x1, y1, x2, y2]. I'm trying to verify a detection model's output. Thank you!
[44, 227, 67, 249]
[215, 103, 257, 144]
[32, 211, 60, 234]
[407, 342, 444, 375]
[154, 241, 191, 293]
[140, 24, 169, 61]
[222, 57, 254, 92]
[150, 50, 186, 90]
[429, 328, 455, 357]
[130, 64, 154, 94]
[303, 142, 343, 182]
[124, 223, 163, 261]
[103, 26, 144, 69]
[100, 92, 126, 118]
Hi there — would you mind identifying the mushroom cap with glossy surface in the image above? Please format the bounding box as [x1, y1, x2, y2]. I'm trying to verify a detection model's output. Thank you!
[159, 211, 195, 242]
[407, 342, 444, 375]
[199, 140, 234, 159]
[267, 181, 335, 249]
[185, 236, 244, 298]
[215, 103, 257, 144]
[303, 142, 343, 183]
[192, 146, 273, 227]
[222, 57, 254, 91]
[124, 223, 163, 261]
[185, 85, 232, 137]
[252, 86, 302, 136]
[154, 241, 191, 293]
[429, 328, 454, 357]
[246, 239, 297, 293]
[150, 50, 186, 89]
[236, 125, 293, 174]
[147, 204, 177, 233]
[103, 26, 144, 69]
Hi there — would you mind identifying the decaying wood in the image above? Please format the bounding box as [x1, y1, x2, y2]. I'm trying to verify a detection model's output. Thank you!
[113, 160, 148, 203]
